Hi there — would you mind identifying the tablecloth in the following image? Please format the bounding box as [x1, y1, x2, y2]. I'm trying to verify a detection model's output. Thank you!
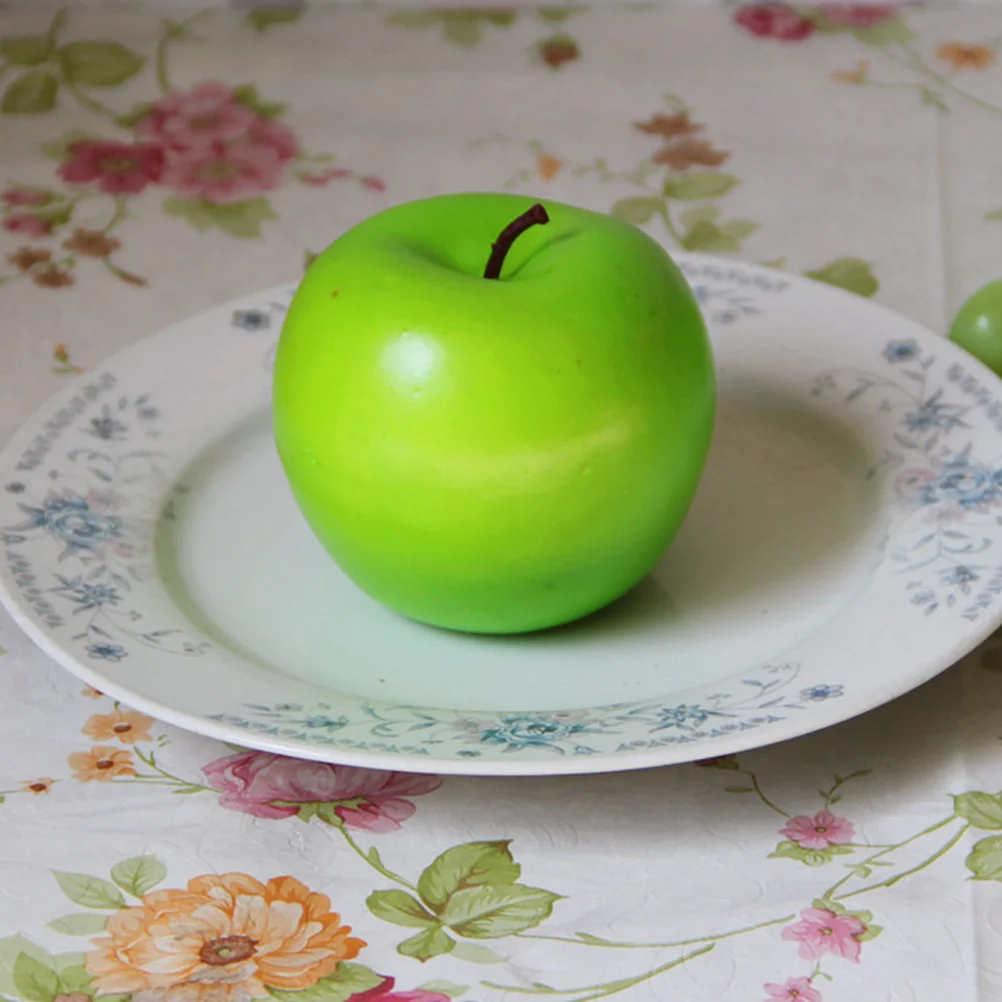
[3, 1, 1002, 999]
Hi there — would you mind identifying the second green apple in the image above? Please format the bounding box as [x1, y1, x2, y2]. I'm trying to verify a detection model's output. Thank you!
[273, 193, 715, 634]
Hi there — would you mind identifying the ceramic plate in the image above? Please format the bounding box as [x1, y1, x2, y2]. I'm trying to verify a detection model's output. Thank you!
[3, 254, 1002, 776]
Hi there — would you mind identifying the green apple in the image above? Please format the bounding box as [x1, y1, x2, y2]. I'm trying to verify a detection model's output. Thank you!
[273, 192, 714, 634]
[951, 278, 1002, 376]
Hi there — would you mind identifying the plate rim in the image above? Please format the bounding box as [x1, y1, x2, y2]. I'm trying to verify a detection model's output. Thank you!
[3, 252, 1001, 777]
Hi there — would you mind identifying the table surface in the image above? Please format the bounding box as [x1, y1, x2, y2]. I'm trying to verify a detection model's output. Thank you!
[3, 2, 1002, 1000]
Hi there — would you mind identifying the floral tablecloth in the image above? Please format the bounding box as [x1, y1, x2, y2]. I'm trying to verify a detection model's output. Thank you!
[5, 1, 1002, 1000]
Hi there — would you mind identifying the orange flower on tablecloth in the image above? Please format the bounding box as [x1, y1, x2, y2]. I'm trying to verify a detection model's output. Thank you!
[634, 111, 703, 138]
[537, 36, 579, 69]
[6, 247, 52, 272]
[32, 264, 74, 289]
[81, 685, 104, 699]
[936, 42, 996, 70]
[20, 777, 56, 795]
[831, 60, 870, 84]
[69, 746, 136, 782]
[83, 708, 154, 745]
[653, 136, 730, 170]
[536, 153, 563, 180]
[62, 228, 122, 258]
[87, 872, 365, 1002]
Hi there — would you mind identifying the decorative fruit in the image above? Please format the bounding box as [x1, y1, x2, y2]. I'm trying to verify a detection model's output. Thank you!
[950, 279, 1002, 376]
[273, 193, 715, 633]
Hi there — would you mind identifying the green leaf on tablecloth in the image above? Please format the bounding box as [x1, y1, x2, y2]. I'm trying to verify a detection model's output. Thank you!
[232, 84, 286, 119]
[955, 791, 1002, 830]
[450, 942, 506, 964]
[115, 101, 154, 128]
[610, 197, 661, 225]
[397, 927, 456, 962]
[246, 7, 303, 32]
[987, 208, 1002, 221]
[682, 221, 740, 253]
[418, 841, 521, 912]
[386, 10, 441, 26]
[162, 197, 277, 238]
[0, 940, 52, 1000]
[443, 17, 484, 47]
[0, 35, 51, 67]
[441, 884, 561, 938]
[536, 6, 585, 22]
[850, 16, 914, 47]
[856, 922, 883, 942]
[663, 172, 738, 201]
[55, 964, 93, 994]
[54, 872, 126, 910]
[416, 982, 469, 998]
[967, 835, 1002, 879]
[721, 219, 759, 240]
[54, 953, 86, 973]
[920, 86, 948, 112]
[679, 204, 720, 228]
[48, 913, 108, 936]
[111, 855, 167, 897]
[2, 70, 58, 114]
[41, 130, 101, 160]
[267, 964, 383, 1002]
[804, 258, 879, 298]
[57, 42, 144, 87]
[768, 840, 855, 867]
[367, 889, 440, 928]
[802, 10, 848, 34]
[13, 953, 60, 1002]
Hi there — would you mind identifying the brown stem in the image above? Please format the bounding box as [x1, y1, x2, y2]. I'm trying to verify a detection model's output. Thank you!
[483, 202, 550, 279]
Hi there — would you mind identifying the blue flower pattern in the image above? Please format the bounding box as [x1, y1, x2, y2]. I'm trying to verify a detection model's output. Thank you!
[6, 273, 1002, 761]
[2, 391, 209, 659]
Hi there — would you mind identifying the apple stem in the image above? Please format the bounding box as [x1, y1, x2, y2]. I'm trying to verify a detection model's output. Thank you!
[483, 202, 550, 280]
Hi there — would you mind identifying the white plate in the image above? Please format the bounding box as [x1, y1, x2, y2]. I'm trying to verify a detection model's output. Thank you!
[3, 254, 1002, 776]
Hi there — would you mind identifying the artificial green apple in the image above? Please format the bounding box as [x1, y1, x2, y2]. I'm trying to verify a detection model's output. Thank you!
[273, 193, 714, 634]
[951, 278, 1002, 376]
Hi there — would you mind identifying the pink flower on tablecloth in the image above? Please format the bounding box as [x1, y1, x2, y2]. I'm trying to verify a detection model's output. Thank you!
[2, 215, 50, 239]
[162, 140, 284, 203]
[353, 979, 451, 1002]
[247, 117, 300, 162]
[820, 4, 897, 26]
[361, 175, 387, 192]
[733, 3, 815, 40]
[59, 140, 166, 195]
[2, 188, 48, 206]
[300, 167, 354, 186]
[763, 976, 822, 1002]
[781, 907, 866, 962]
[203, 749, 442, 829]
[136, 81, 257, 152]
[779, 809, 854, 850]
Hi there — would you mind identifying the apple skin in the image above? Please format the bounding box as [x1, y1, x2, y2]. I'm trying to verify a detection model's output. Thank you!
[273, 193, 715, 634]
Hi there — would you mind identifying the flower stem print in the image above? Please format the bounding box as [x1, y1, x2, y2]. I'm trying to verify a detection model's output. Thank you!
[23, 712, 1002, 1002]
[386, 6, 584, 68]
[735, 5, 1002, 221]
[477, 94, 879, 296]
[0, 8, 388, 290]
